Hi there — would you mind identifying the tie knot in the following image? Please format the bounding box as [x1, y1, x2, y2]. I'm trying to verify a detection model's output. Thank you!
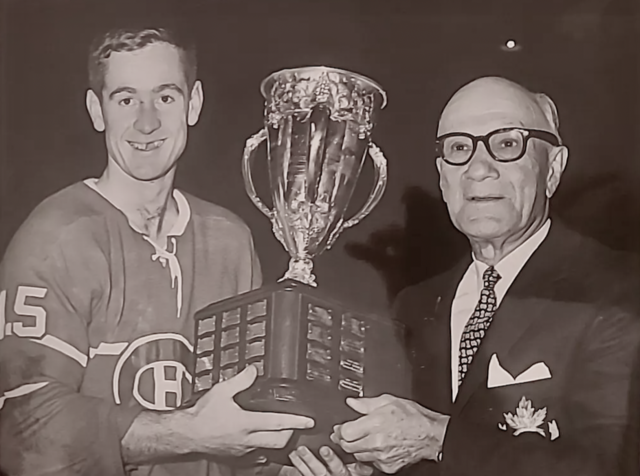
[482, 266, 501, 289]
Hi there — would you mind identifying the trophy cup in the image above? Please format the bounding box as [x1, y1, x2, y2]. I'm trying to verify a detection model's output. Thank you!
[191, 67, 410, 462]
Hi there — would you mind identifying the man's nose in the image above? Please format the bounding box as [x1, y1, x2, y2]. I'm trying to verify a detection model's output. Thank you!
[134, 103, 161, 135]
[463, 142, 499, 181]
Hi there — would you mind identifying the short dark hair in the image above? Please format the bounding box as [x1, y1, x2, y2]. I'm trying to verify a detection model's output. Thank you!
[88, 27, 197, 96]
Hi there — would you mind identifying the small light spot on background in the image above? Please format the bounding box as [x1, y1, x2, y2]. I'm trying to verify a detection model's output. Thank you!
[501, 39, 522, 52]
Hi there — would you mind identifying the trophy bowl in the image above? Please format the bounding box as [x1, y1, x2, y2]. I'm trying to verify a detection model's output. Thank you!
[190, 67, 410, 464]
[243, 66, 388, 286]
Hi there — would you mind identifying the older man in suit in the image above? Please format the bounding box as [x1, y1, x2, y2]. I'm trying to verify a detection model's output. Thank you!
[286, 76, 640, 476]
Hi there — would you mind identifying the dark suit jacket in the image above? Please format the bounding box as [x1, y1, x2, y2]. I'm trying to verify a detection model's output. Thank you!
[395, 221, 640, 476]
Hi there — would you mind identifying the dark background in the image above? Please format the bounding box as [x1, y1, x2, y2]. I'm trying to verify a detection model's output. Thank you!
[1, 0, 638, 314]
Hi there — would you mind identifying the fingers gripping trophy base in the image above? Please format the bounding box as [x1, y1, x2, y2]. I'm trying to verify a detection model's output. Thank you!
[236, 380, 360, 465]
[189, 280, 411, 466]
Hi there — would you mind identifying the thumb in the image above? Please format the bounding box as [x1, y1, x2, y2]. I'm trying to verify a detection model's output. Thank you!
[346, 395, 393, 415]
[351, 462, 374, 476]
[215, 364, 258, 397]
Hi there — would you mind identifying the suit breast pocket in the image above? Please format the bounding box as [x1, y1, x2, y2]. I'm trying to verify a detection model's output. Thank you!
[486, 357, 560, 413]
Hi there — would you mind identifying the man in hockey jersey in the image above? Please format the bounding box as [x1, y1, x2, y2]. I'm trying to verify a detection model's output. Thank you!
[0, 27, 314, 476]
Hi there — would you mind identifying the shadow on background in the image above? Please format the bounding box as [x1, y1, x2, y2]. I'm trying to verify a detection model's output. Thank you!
[345, 186, 467, 302]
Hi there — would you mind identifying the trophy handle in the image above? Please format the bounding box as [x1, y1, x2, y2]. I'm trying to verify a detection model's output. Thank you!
[242, 128, 272, 217]
[326, 142, 388, 249]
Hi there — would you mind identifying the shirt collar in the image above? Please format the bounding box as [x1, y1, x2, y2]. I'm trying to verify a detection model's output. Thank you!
[472, 219, 551, 290]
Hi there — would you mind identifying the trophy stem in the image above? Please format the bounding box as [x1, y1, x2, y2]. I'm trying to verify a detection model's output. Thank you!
[279, 258, 317, 287]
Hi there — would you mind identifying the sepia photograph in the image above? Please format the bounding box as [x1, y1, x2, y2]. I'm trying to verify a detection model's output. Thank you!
[0, 0, 638, 475]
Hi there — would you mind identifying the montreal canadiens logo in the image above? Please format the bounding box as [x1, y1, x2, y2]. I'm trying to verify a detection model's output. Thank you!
[112, 333, 193, 411]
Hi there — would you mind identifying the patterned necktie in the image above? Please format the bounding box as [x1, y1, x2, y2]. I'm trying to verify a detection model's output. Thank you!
[458, 266, 502, 385]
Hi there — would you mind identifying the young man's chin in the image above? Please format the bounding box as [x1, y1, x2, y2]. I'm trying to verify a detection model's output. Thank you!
[126, 167, 173, 183]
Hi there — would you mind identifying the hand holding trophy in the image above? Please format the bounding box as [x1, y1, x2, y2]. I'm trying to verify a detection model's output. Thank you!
[191, 67, 410, 464]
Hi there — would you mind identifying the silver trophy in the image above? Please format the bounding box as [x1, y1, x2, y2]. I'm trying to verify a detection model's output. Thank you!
[242, 66, 388, 285]
[191, 67, 409, 463]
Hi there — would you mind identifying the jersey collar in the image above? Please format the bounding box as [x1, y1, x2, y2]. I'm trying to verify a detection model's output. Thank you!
[83, 178, 191, 238]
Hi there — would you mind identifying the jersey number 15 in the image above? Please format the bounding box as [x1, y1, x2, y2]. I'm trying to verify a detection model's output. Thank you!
[0, 287, 48, 340]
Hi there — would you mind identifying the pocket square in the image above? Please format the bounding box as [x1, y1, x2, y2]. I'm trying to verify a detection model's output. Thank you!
[487, 353, 552, 388]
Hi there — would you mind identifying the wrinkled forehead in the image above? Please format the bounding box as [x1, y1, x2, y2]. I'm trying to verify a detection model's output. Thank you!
[438, 77, 555, 136]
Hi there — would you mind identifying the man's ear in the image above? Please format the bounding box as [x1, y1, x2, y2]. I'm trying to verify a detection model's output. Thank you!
[546, 145, 568, 198]
[187, 80, 204, 126]
[86, 89, 105, 132]
[436, 157, 448, 202]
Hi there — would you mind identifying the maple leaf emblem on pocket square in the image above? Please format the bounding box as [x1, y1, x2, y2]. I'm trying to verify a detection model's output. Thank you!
[487, 353, 552, 388]
[504, 396, 547, 436]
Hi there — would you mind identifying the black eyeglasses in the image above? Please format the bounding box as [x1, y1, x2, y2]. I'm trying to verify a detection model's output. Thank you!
[435, 127, 561, 166]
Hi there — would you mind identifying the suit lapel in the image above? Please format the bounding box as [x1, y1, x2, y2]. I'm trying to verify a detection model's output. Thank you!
[430, 269, 459, 409]
[452, 290, 554, 412]
[408, 261, 469, 413]
[452, 222, 575, 413]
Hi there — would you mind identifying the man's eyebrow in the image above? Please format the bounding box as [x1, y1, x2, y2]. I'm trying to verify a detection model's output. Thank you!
[107, 84, 185, 100]
[153, 83, 185, 95]
[108, 86, 137, 100]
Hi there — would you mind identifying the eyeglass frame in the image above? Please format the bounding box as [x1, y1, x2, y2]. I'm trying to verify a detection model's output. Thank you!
[435, 127, 561, 166]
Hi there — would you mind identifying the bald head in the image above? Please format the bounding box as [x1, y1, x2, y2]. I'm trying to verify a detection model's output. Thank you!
[438, 77, 561, 142]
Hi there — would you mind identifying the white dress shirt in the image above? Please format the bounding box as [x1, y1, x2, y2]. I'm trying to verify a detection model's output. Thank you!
[450, 219, 551, 401]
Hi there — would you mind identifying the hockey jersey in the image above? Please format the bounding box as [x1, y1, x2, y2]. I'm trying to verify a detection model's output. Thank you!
[0, 180, 262, 476]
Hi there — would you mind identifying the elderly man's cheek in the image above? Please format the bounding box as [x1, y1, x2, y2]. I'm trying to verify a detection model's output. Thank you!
[442, 184, 465, 212]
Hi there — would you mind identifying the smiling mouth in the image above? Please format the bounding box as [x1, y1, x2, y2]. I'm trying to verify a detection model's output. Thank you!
[127, 139, 166, 152]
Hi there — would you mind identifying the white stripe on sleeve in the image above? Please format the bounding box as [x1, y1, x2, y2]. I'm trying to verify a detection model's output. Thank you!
[89, 342, 128, 358]
[0, 382, 49, 410]
[29, 335, 88, 367]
